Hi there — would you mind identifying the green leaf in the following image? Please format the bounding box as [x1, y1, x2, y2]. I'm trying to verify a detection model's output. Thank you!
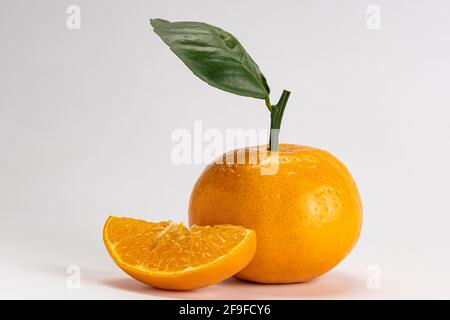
[150, 19, 270, 99]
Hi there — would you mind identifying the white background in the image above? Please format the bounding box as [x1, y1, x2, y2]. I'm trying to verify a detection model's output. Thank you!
[1, 0, 449, 299]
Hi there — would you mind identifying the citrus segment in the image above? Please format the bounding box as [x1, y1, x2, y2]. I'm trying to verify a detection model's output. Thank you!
[103, 216, 256, 290]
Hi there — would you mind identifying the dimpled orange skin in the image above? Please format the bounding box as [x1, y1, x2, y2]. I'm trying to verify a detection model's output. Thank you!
[188, 144, 362, 283]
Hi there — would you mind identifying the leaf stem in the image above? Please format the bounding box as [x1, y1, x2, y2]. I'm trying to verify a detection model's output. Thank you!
[268, 90, 291, 151]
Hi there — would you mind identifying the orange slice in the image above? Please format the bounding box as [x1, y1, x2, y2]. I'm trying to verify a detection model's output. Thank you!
[103, 216, 257, 290]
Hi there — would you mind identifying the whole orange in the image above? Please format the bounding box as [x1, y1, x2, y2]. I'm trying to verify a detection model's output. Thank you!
[188, 144, 362, 283]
